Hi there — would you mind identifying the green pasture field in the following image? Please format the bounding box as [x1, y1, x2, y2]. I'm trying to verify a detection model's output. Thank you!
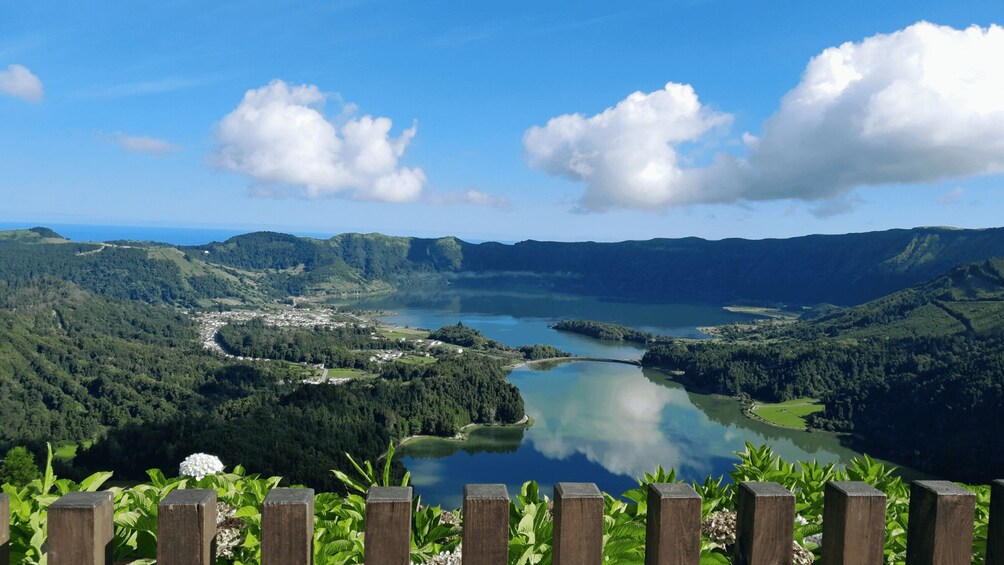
[751, 398, 824, 429]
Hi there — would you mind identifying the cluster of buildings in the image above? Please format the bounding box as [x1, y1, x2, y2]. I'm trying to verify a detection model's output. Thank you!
[193, 309, 346, 356]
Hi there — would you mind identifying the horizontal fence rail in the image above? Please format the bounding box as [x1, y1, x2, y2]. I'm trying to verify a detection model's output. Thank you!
[2, 480, 1002, 565]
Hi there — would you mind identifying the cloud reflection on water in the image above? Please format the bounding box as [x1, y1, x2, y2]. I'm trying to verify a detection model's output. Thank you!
[519, 363, 712, 478]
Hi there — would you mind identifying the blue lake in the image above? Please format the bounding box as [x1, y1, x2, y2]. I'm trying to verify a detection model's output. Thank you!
[348, 290, 882, 508]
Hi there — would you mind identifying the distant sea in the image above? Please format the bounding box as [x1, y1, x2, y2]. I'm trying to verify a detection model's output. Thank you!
[0, 223, 350, 246]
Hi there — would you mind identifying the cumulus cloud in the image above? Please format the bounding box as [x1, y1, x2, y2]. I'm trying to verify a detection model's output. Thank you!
[212, 80, 425, 202]
[526, 22, 1004, 212]
[111, 132, 180, 155]
[524, 83, 732, 210]
[0, 64, 43, 101]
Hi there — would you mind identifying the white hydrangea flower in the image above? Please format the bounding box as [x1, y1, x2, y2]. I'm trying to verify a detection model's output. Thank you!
[803, 533, 823, 547]
[179, 453, 224, 480]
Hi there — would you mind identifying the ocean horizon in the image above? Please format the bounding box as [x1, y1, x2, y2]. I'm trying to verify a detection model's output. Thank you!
[0, 222, 509, 246]
[0, 222, 338, 246]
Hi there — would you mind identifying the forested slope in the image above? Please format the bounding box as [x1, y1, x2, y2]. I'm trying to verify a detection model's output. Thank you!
[0, 278, 525, 490]
[9, 225, 1004, 307]
[643, 259, 1004, 480]
[189, 226, 1004, 305]
[0, 279, 237, 444]
[4, 227, 1004, 482]
[0, 232, 258, 305]
[75, 354, 524, 490]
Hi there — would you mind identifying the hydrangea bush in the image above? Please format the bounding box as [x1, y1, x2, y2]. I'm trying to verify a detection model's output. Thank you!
[179, 453, 225, 480]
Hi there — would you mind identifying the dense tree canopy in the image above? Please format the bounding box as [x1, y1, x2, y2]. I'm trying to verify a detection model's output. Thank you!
[643, 260, 1004, 481]
[3, 229, 1004, 484]
[1, 446, 40, 487]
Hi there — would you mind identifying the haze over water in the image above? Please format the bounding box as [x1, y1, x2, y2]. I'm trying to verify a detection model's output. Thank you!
[349, 290, 878, 509]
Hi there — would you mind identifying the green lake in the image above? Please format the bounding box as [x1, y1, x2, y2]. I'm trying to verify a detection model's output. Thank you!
[348, 289, 901, 509]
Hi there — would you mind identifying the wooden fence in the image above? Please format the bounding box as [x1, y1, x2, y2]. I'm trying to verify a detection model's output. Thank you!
[1, 479, 1003, 565]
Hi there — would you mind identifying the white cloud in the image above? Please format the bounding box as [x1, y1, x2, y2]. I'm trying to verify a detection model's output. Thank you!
[810, 194, 862, 218]
[429, 189, 511, 209]
[935, 186, 965, 205]
[524, 83, 732, 211]
[524, 370, 701, 477]
[0, 64, 43, 101]
[212, 80, 425, 202]
[526, 22, 1004, 212]
[112, 132, 180, 155]
[73, 76, 218, 99]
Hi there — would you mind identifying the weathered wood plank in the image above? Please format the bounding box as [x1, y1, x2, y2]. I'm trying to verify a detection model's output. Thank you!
[462, 484, 509, 565]
[48, 491, 114, 565]
[906, 481, 975, 565]
[735, 481, 794, 565]
[821, 481, 886, 565]
[158, 489, 217, 565]
[1, 493, 9, 565]
[645, 483, 701, 565]
[364, 486, 412, 565]
[989, 480, 1004, 565]
[553, 482, 603, 565]
[262, 488, 314, 565]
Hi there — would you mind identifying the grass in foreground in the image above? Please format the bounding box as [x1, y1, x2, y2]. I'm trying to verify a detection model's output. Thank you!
[751, 398, 824, 429]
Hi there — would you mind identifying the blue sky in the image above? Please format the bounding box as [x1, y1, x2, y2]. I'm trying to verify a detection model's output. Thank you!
[1, 0, 1002, 242]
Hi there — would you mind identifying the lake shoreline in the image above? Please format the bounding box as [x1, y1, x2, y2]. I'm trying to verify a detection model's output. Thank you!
[394, 414, 533, 451]
[662, 373, 814, 431]
[348, 294, 909, 506]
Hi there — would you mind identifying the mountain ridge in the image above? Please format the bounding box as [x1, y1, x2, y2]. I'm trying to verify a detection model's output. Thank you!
[6, 224, 1004, 307]
[187, 225, 1004, 305]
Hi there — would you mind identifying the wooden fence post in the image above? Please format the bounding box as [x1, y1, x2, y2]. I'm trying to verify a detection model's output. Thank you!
[48, 491, 114, 565]
[1, 493, 9, 565]
[157, 489, 217, 565]
[462, 484, 509, 565]
[989, 480, 1004, 565]
[645, 483, 701, 565]
[262, 488, 314, 565]
[735, 481, 794, 565]
[821, 481, 886, 565]
[906, 481, 975, 565]
[364, 486, 412, 565]
[553, 482, 603, 565]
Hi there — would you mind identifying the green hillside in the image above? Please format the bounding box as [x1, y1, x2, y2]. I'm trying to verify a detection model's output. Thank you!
[188, 226, 1004, 306]
[643, 259, 1004, 481]
[6, 225, 1004, 308]
[3, 227, 1004, 481]
[0, 227, 68, 243]
[801, 257, 1004, 339]
[0, 278, 524, 490]
[0, 280, 241, 445]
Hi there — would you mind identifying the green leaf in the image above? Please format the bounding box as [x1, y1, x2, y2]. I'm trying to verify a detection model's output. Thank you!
[79, 471, 113, 492]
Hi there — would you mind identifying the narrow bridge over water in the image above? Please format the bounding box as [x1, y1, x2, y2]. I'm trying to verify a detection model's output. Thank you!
[523, 356, 642, 367]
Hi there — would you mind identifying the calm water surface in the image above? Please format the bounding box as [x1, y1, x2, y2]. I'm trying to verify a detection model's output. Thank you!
[349, 290, 879, 508]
